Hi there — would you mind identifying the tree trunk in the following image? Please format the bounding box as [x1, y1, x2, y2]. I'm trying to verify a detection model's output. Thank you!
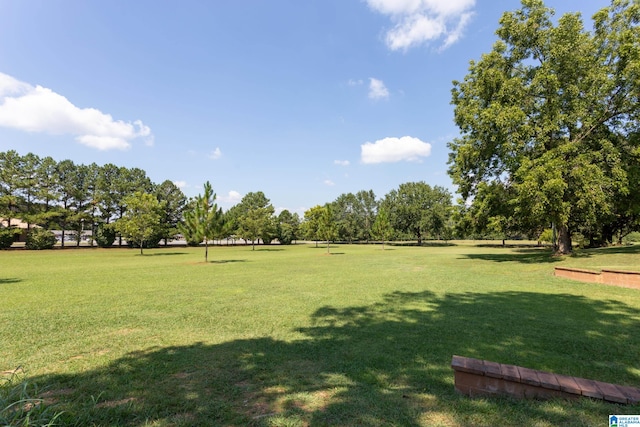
[556, 224, 572, 255]
[205, 239, 209, 262]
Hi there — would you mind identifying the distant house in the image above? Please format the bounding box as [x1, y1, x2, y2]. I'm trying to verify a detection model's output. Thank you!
[0, 218, 37, 242]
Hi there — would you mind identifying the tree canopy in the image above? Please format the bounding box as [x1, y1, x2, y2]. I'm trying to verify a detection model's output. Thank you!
[448, 0, 640, 253]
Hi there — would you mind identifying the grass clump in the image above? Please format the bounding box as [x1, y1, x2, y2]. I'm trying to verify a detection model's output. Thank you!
[0, 369, 63, 426]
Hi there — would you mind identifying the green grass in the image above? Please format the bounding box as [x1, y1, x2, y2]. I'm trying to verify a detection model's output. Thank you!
[2, 242, 640, 426]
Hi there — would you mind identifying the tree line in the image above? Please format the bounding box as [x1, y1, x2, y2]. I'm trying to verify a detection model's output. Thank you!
[0, 150, 458, 251]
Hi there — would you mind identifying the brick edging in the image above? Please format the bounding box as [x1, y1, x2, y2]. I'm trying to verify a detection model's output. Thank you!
[554, 267, 640, 289]
[451, 355, 640, 404]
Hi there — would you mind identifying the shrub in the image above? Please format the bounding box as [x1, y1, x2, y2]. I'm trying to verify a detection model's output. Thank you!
[0, 227, 19, 249]
[94, 224, 116, 247]
[538, 229, 554, 245]
[623, 232, 640, 244]
[25, 229, 56, 250]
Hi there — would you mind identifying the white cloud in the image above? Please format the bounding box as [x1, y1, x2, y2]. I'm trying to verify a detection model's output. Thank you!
[368, 78, 389, 100]
[219, 190, 242, 205]
[208, 147, 222, 160]
[334, 160, 350, 166]
[366, 0, 475, 51]
[361, 136, 432, 164]
[173, 180, 187, 189]
[348, 78, 364, 86]
[0, 72, 152, 150]
[324, 179, 335, 186]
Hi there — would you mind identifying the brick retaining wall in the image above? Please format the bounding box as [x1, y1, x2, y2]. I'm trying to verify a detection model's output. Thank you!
[451, 355, 640, 404]
[554, 267, 640, 289]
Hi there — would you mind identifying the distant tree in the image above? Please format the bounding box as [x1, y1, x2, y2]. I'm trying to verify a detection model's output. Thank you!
[113, 167, 153, 246]
[372, 206, 393, 250]
[276, 210, 300, 245]
[34, 156, 61, 229]
[234, 192, 276, 248]
[17, 152, 41, 230]
[332, 193, 359, 243]
[155, 180, 187, 245]
[55, 159, 78, 247]
[115, 191, 165, 255]
[384, 182, 452, 245]
[0, 150, 23, 228]
[318, 204, 338, 254]
[355, 190, 378, 242]
[302, 205, 325, 247]
[179, 181, 223, 262]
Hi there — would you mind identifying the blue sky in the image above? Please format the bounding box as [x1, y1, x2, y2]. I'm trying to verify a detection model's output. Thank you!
[0, 0, 609, 214]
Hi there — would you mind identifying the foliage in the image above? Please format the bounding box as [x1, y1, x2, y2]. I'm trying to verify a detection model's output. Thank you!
[0, 227, 19, 249]
[276, 210, 300, 245]
[317, 204, 338, 253]
[623, 232, 640, 244]
[179, 181, 223, 261]
[538, 229, 554, 245]
[302, 205, 325, 247]
[154, 180, 186, 246]
[114, 192, 165, 255]
[330, 190, 379, 243]
[94, 223, 116, 248]
[371, 206, 394, 249]
[234, 191, 276, 248]
[383, 182, 452, 245]
[448, 0, 640, 254]
[25, 228, 56, 250]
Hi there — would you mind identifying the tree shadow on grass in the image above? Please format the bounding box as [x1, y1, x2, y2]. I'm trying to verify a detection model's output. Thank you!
[32, 291, 640, 426]
[208, 259, 248, 264]
[0, 278, 21, 284]
[463, 248, 562, 264]
[145, 252, 189, 257]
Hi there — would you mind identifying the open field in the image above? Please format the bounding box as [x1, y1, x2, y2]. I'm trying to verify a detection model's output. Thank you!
[2, 242, 640, 426]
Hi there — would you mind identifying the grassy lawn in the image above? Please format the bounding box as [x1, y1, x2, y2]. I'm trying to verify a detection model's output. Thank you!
[2, 242, 640, 426]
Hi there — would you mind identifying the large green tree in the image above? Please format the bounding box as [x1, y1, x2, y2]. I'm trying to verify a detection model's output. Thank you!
[276, 209, 300, 245]
[383, 182, 452, 245]
[234, 191, 276, 248]
[448, 0, 640, 254]
[155, 180, 187, 246]
[115, 191, 165, 255]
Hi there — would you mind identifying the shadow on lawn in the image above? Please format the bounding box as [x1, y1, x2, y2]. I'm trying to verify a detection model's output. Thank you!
[34, 291, 640, 426]
[0, 277, 21, 284]
[463, 248, 562, 264]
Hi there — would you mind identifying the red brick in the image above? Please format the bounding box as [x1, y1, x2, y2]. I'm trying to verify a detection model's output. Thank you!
[573, 377, 603, 399]
[518, 366, 541, 386]
[555, 374, 581, 395]
[537, 370, 561, 391]
[451, 355, 485, 375]
[483, 360, 503, 379]
[500, 364, 520, 383]
[595, 381, 628, 404]
[454, 371, 487, 392]
[616, 385, 640, 404]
